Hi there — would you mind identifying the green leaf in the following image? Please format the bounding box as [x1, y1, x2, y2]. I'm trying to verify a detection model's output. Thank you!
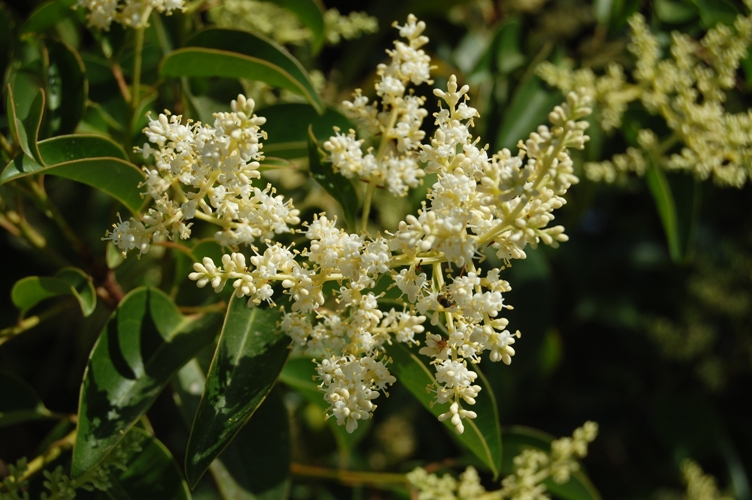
[72, 287, 222, 478]
[259, 157, 298, 171]
[20, 0, 75, 34]
[646, 166, 683, 262]
[1, 135, 144, 214]
[11, 266, 96, 317]
[184, 295, 289, 488]
[280, 357, 371, 450]
[0, 371, 53, 428]
[495, 77, 561, 150]
[6, 78, 46, 165]
[307, 127, 359, 232]
[107, 427, 192, 500]
[161, 28, 323, 113]
[691, 0, 739, 27]
[473, 18, 525, 76]
[276, 0, 325, 53]
[383, 342, 503, 479]
[262, 103, 352, 159]
[502, 426, 602, 500]
[655, 0, 698, 23]
[46, 38, 88, 135]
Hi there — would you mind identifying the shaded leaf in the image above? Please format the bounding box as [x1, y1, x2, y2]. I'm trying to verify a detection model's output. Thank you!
[20, 0, 75, 34]
[161, 28, 323, 113]
[655, 0, 698, 23]
[495, 77, 561, 150]
[646, 166, 684, 262]
[277, 0, 325, 53]
[72, 287, 222, 478]
[185, 295, 289, 488]
[106, 427, 192, 500]
[307, 127, 359, 232]
[472, 17, 525, 75]
[280, 357, 371, 450]
[262, 103, 351, 159]
[383, 342, 502, 478]
[502, 426, 602, 500]
[0, 371, 53, 428]
[6, 78, 46, 165]
[11, 266, 96, 317]
[1, 135, 144, 214]
[45, 38, 87, 135]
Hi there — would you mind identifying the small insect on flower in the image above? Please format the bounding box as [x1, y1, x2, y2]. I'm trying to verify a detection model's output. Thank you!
[437, 292, 454, 309]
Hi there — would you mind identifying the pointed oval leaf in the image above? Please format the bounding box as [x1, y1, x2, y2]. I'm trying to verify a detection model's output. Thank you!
[6, 78, 46, 165]
[161, 28, 323, 113]
[11, 266, 96, 317]
[107, 427, 191, 500]
[383, 342, 503, 478]
[72, 287, 222, 478]
[262, 103, 352, 159]
[1, 134, 144, 214]
[185, 295, 289, 488]
[502, 426, 602, 500]
[307, 127, 359, 232]
[280, 357, 371, 450]
[0, 371, 53, 428]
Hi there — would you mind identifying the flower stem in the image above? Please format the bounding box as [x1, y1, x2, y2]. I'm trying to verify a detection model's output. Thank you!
[290, 463, 408, 486]
[132, 26, 146, 111]
[360, 182, 376, 232]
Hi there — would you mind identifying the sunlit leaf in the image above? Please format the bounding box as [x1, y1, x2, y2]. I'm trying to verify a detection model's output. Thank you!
[11, 266, 96, 317]
[184, 295, 289, 488]
[161, 28, 323, 113]
[1, 135, 144, 214]
[307, 127, 359, 232]
[502, 426, 602, 500]
[0, 371, 53, 428]
[72, 288, 222, 478]
[277, 0, 325, 53]
[280, 357, 371, 450]
[383, 342, 503, 479]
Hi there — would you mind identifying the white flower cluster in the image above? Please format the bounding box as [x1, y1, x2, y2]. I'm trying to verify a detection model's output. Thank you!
[323, 14, 432, 197]
[105, 95, 300, 255]
[539, 5, 752, 187]
[407, 421, 599, 500]
[186, 15, 591, 435]
[75, 0, 183, 30]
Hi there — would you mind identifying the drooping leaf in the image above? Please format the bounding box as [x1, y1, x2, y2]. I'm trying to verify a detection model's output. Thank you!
[106, 427, 192, 500]
[1, 135, 144, 214]
[184, 295, 289, 488]
[307, 126, 359, 232]
[262, 103, 351, 159]
[276, 0, 325, 53]
[0, 371, 53, 428]
[383, 342, 503, 479]
[280, 357, 371, 451]
[72, 287, 222, 478]
[46, 38, 88, 135]
[501, 426, 602, 500]
[6, 77, 46, 165]
[20, 0, 75, 34]
[161, 28, 323, 113]
[646, 166, 684, 262]
[495, 77, 562, 150]
[11, 266, 96, 317]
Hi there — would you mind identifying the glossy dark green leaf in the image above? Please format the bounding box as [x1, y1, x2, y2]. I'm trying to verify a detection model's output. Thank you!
[262, 103, 351, 159]
[20, 0, 75, 34]
[161, 28, 323, 113]
[11, 266, 96, 317]
[383, 342, 503, 478]
[106, 427, 191, 500]
[502, 426, 602, 500]
[495, 77, 561, 151]
[46, 38, 88, 135]
[72, 287, 222, 478]
[691, 0, 739, 27]
[280, 357, 371, 450]
[1, 135, 144, 214]
[185, 295, 289, 488]
[277, 0, 325, 53]
[6, 77, 46, 165]
[0, 371, 53, 428]
[307, 127, 359, 232]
